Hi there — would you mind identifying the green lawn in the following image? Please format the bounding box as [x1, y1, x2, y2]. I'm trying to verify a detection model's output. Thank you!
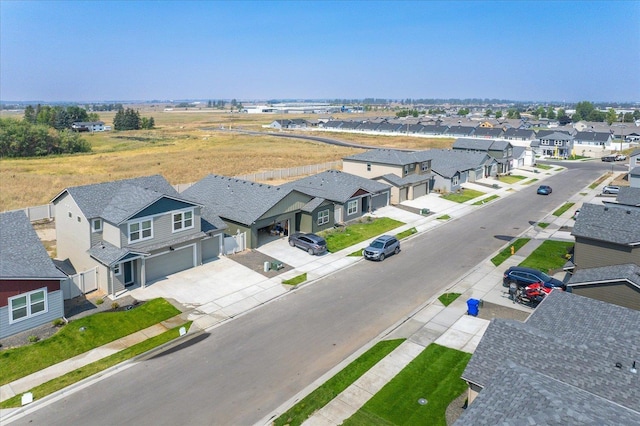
[438, 293, 461, 307]
[274, 339, 405, 426]
[440, 189, 485, 203]
[436, 214, 451, 220]
[0, 298, 180, 385]
[535, 164, 553, 170]
[589, 174, 610, 189]
[552, 202, 575, 217]
[491, 238, 531, 266]
[519, 240, 573, 271]
[472, 195, 499, 205]
[342, 344, 471, 426]
[282, 273, 307, 285]
[321, 218, 404, 252]
[498, 175, 526, 184]
[537, 222, 549, 228]
[521, 178, 538, 185]
[0, 322, 192, 408]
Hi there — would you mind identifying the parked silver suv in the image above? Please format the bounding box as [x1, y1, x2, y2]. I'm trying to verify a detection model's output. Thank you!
[602, 185, 620, 195]
[363, 235, 400, 261]
[288, 233, 327, 255]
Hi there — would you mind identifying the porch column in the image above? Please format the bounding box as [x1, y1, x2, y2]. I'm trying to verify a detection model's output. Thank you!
[141, 258, 146, 289]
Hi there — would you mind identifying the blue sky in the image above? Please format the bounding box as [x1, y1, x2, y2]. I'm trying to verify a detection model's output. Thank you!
[1, 1, 639, 103]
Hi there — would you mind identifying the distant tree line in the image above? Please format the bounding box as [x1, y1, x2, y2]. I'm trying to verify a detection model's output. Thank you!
[113, 107, 155, 130]
[24, 105, 100, 130]
[0, 117, 91, 158]
[207, 100, 226, 109]
[395, 109, 420, 118]
[89, 103, 123, 112]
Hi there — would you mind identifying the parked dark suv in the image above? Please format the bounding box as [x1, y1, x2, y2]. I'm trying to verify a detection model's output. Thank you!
[363, 235, 400, 261]
[288, 233, 327, 255]
[502, 266, 565, 289]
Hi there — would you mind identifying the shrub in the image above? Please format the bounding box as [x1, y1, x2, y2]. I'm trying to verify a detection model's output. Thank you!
[95, 298, 104, 305]
[28, 335, 40, 343]
[52, 318, 65, 327]
[111, 302, 120, 310]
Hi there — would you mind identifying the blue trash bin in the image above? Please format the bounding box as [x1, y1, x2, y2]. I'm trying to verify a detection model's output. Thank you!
[467, 298, 480, 316]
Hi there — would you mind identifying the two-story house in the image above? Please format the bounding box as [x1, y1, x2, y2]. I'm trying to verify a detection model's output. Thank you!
[342, 149, 433, 204]
[1, 210, 67, 339]
[531, 131, 574, 158]
[52, 175, 226, 296]
[452, 138, 513, 174]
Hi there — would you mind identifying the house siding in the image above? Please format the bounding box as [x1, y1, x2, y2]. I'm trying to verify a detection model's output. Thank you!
[0, 290, 64, 339]
[343, 160, 404, 179]
[55, 192, 93, 272]
[574, 238, 640, 269]
[121, 206, 202, 249]
[570, 282, 640, 311]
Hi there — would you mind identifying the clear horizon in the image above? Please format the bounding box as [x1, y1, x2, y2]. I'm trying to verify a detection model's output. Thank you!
[2, 1, 639, 103]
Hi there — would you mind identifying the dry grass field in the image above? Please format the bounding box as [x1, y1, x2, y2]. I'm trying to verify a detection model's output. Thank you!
[0, 110, 453, 211]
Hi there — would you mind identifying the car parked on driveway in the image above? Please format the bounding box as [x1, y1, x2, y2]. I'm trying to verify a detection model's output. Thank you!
[363, 235, 400, 261]
[615, 154, 627, 161]
[536, 185, 552, 195]
[288, 233, 327, 255]
[602, 185, 620, 195]
[503, 266, 565, 289]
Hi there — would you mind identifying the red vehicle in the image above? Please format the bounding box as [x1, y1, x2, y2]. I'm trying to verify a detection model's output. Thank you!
[516, 282, 554, 306]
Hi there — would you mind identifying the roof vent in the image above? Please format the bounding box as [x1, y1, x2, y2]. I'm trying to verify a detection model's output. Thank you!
[632, 361, 637, 374]
[604, 207, 608, 211]
[615, 362, 622, 369]
[627, 210, 631, 214]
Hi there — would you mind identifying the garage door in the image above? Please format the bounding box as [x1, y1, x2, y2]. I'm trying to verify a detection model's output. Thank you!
[371, 192, 388, 210]
[412, 183, 427, 199]
[201, 236, 220, 261]
[145, 245, 195, 283]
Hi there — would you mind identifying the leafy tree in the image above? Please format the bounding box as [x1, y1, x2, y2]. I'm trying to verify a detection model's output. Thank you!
[457, 108, 469, 116]
[623, 112, 634, 122]
[534, 106, 546, 119]
[574, 101, 595, 122]
[506, 109, 520, 119]
[633, 110, 640, 120]
[0, 118, 90, 157]
[606, 108, 618, 125]
[24, 105, 36, 123]
[546, 107, 556, 120]
[587, 110, 605, 122]
[485, 109, 492, 117]
[557, 109, 571, 125]
[495, 110, 503, 119]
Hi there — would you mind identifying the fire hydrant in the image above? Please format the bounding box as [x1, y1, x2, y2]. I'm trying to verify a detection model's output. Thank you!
[510, 246, 515, 255]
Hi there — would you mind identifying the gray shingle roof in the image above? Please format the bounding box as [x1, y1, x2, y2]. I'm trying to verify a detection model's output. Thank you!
[461, 291, 640, 420]
[301, 197, 326, 213]
[574, 131, 612, 142]
[571, 203, 640, 245]
[503, 128, 535, 138]
[182, 175, 296, 225]
[343, 149, 431, 166]
[456, 362, 640, 425]
[429, 149, 493, 178]
[88, 240, 148, 266]
[453, 138, 510, 152]
[630, 166, 640, 177]
[615, 186, 640, 207]
[512, 146, 526, 158]
[377, 173, 431, 186]
[281, 170, 390, 204]
[0, 210, 66, 279]
[537, 132, 574, 141]
[567, 263, 640, 289]
[52, 175, 187, 224]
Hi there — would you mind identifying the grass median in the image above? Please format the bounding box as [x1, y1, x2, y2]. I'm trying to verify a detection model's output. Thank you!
[0, 298, 180, 385]
[0, 322, 192, 409]
[274, 339, 404, 426]
[491, 238, 531, 266]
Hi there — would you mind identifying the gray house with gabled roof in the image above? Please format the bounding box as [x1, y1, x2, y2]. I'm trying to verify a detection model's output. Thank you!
[452, 138, 513, 174]
[182, 175, 310, 249]
[457, 291, 640, 424]
[281, 170, 391, 225]
[503, 127, 535, 142]
[567, 263, 640, 310]
[429, 149, 497, 193]
[603, 186, 640, 210]
[534, 131, 574, 158]
[571, 202, 640, 270]
[446, 125, 476, 137]
[1, 210, 67, 339]
[471, 127, 504, 139]
[52, 175, 225, 296]
[342, 149, 433, 204]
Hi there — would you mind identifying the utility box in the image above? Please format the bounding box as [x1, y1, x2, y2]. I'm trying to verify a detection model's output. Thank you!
[270, 261, 284, 271]
[264, 261, 270, 272]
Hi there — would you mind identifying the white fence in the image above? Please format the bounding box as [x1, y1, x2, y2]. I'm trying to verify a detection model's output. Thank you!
[224, 232, 246, 255]
[61, 267, 99, 300]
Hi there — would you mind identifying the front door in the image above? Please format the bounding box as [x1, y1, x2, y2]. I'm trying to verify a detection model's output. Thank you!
[123, 261, 134, 287]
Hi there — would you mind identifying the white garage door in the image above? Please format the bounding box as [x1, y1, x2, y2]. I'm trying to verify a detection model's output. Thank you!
[202, 236, 220, 261]
[145, 245, 195, 283]
[412, 184, 427, 199]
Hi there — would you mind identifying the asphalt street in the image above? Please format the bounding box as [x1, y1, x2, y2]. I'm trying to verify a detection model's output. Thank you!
[11, 161, 616, 425]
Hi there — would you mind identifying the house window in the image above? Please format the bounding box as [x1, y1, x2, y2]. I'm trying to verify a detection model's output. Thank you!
[128, 219, 153, 243]
[68, 211, 72, 219]
[452, 175, 459, 186]
[77, 216, 81, 222]
[404, 165, 409, 175]
[421, 162, 429, 172]
[554, 141, 563, 146]
[317, 209, 330, 225]
[113, 263, 121, 275]
[366, 163, 371, 172]
[9, 288, 47, 323]
[541, 140, 549, 145]
[173, 210, 194, 232]
[347, 200, 358, 215]
[92, 218, 102, 232]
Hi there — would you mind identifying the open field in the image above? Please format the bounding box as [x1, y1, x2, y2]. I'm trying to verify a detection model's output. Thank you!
[0, 111, 453, 211]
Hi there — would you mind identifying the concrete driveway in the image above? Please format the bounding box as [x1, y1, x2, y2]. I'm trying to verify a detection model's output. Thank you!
[257, 237, 330, 268]
[127, 256, 287, 320]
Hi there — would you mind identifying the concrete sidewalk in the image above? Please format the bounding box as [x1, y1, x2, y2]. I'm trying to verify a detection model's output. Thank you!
[0, 162, 613, 422]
